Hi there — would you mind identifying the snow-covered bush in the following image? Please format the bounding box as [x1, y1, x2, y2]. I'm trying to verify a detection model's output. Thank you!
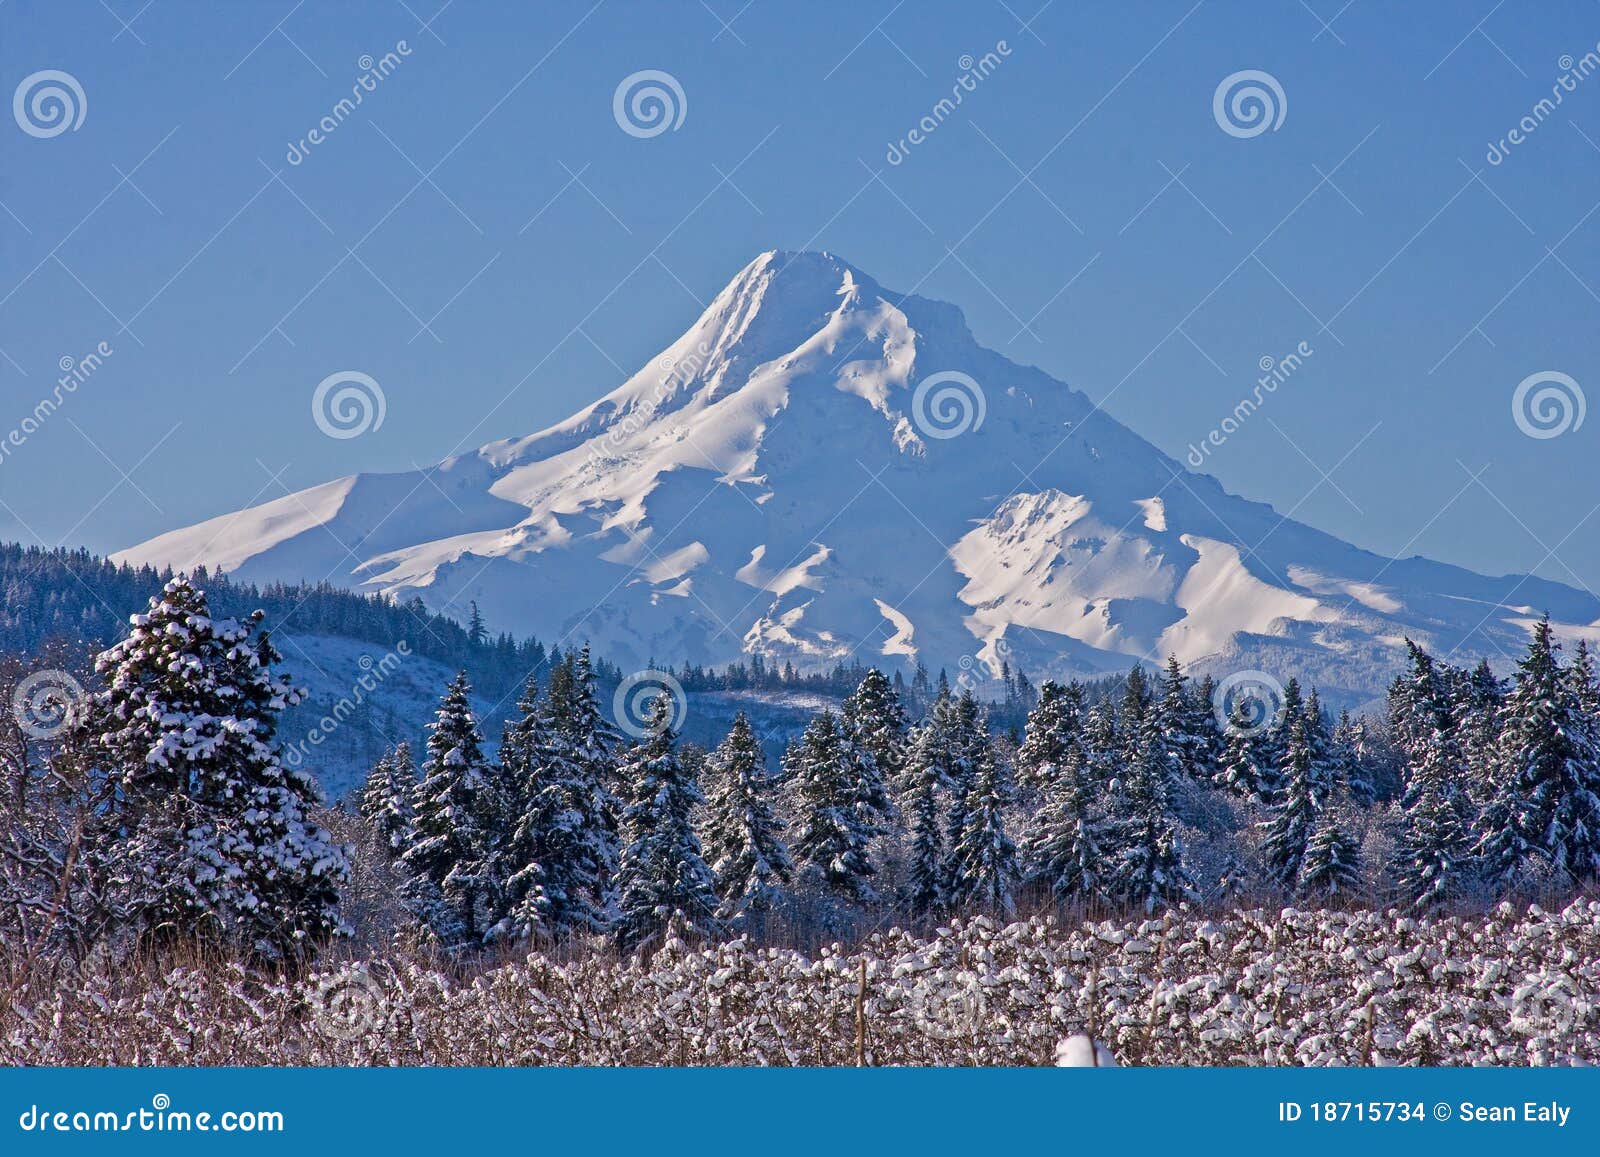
[4, 902, 1595, 1067]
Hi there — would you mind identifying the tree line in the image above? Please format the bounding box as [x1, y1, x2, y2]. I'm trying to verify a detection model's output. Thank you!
[6, 573, 1599, 971]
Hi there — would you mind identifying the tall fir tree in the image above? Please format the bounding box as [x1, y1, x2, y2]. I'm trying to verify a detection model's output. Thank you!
[702, 712, 792, 923]
[81, 576, 346, 962]
[1106, 718, 1192, 913]
[843, 669, 909, 795]
[1477, 618, 1600, 887]
[900, 721, 950, 917]
[947, 741, 1018, 914]
[1299, 800, 1363, 898]
[614, 694, 719, 951]
[358, 741, 417, 859]
[1021, 709, 1108, 905]
[400, 671, 492, 945]
[1015, 680, 1084, 795]
[790, 710, 887, 900]
[1260, 718, 1323, 890]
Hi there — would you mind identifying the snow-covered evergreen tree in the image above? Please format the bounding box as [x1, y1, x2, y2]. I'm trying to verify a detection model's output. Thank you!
[900, 721, 949, 917]
[702, 712, 792, 922]
[1299, 800, 1363, 898]
[400, 671, 492, 945]
[1216, 700, 1272, 802]
[1388, 645, 1475, 910]
[491, 661, 620, 944]
[1478, 617, 1600, 887]
[843, 669, 909, 795]
[791, 710, 888, 900]
[614, 693, 719, 951]
[1260, 719, 1322, 890]
[940, 689, 989, 890]
[947, 742, 1018, 914]
[82, 576, 346, 961]
[358, 741, 417, 859]
[1156, 656, 1211, 783]
[1106, 719, 1192, 913]
[1021, 711, 1108, 905]
[1014, 680, 1083, 794]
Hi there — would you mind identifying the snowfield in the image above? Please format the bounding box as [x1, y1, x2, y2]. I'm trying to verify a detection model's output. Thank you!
[8, 903, 1596, 1066]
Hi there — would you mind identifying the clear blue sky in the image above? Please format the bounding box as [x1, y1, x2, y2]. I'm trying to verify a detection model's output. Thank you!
[2, 0, 1598, 592]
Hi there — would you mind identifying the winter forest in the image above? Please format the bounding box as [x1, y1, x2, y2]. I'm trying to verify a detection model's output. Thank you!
[3, 576, 1599, 1066]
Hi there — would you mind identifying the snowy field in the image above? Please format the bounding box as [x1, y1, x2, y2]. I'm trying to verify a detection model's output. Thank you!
[6, 904, 1595, 1067]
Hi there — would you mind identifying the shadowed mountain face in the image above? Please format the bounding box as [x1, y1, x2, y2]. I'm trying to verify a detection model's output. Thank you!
[118, 250, 1599, 703]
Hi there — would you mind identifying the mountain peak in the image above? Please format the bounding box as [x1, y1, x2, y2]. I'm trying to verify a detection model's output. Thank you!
[114, 251, 1600, 704]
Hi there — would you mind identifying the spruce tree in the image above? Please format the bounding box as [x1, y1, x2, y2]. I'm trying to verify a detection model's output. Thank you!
[492, 663, 619, 944]
[1106, 719, 1192, 912]
[702, 712, 792, 923]
[1478, 617, 1600, 887]
[614, 694, 719, 951]
[1156, 656, 1210, 783]
[947, 742, 1018, 914]
[791, 710, 886, 900]
[1014, 680, 1083, 794]
[1299, 799, 1363, 898]
[843, 669, 909, 794]
[1260, 719, 1321, 890]
[1217, 699, 1272, 802]
[1021, 719, 1108, 905]
[81, 576, 346, 961]
[900, 721, 949, 917]
[358, 741, 417, 859]
[400, 671, 492, 945]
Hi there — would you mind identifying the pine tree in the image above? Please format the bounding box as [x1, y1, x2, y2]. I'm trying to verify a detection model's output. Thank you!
[940, 690, 988, 890]
[1106, 719, 1192, 913]
[947, 742, 1018, 914]
[1014, 680, 1083, 795]
[1299, 798, 1363, 898]
[900, 721, 949, 917]
[1329, 710, 1374, 806]
[400, 671, 492, 945]
[358, 741, 417, 858]
[843, 669, 909, 794]
[1388, 644, 1475, 910]
[1260, 719, 1322, 890]
[1021, 718, 1108, 905]
[492, 662, 619, 944]
[81, 576, 346, 961]
[1156, 656, 1210, 783]
[702, 712, 792, 923]
[1217, 699, 1272, 802]
[1478, 617, 1600, 887]
[614, 694, 719, 952]
[791, 710, 887, 900]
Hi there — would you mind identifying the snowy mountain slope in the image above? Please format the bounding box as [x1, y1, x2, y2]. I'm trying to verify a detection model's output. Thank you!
[117, 250, 1600, 701]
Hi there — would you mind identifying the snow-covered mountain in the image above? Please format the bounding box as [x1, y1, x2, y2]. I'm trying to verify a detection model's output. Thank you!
[118, 250, 1600, 702]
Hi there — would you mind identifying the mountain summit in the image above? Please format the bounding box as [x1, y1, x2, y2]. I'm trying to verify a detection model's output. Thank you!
[118, 250, 1599, 700]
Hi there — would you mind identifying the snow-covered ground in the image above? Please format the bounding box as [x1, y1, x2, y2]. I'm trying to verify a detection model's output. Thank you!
[116, 251, 1600, 703]
[9, 904, 1596, 1066]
